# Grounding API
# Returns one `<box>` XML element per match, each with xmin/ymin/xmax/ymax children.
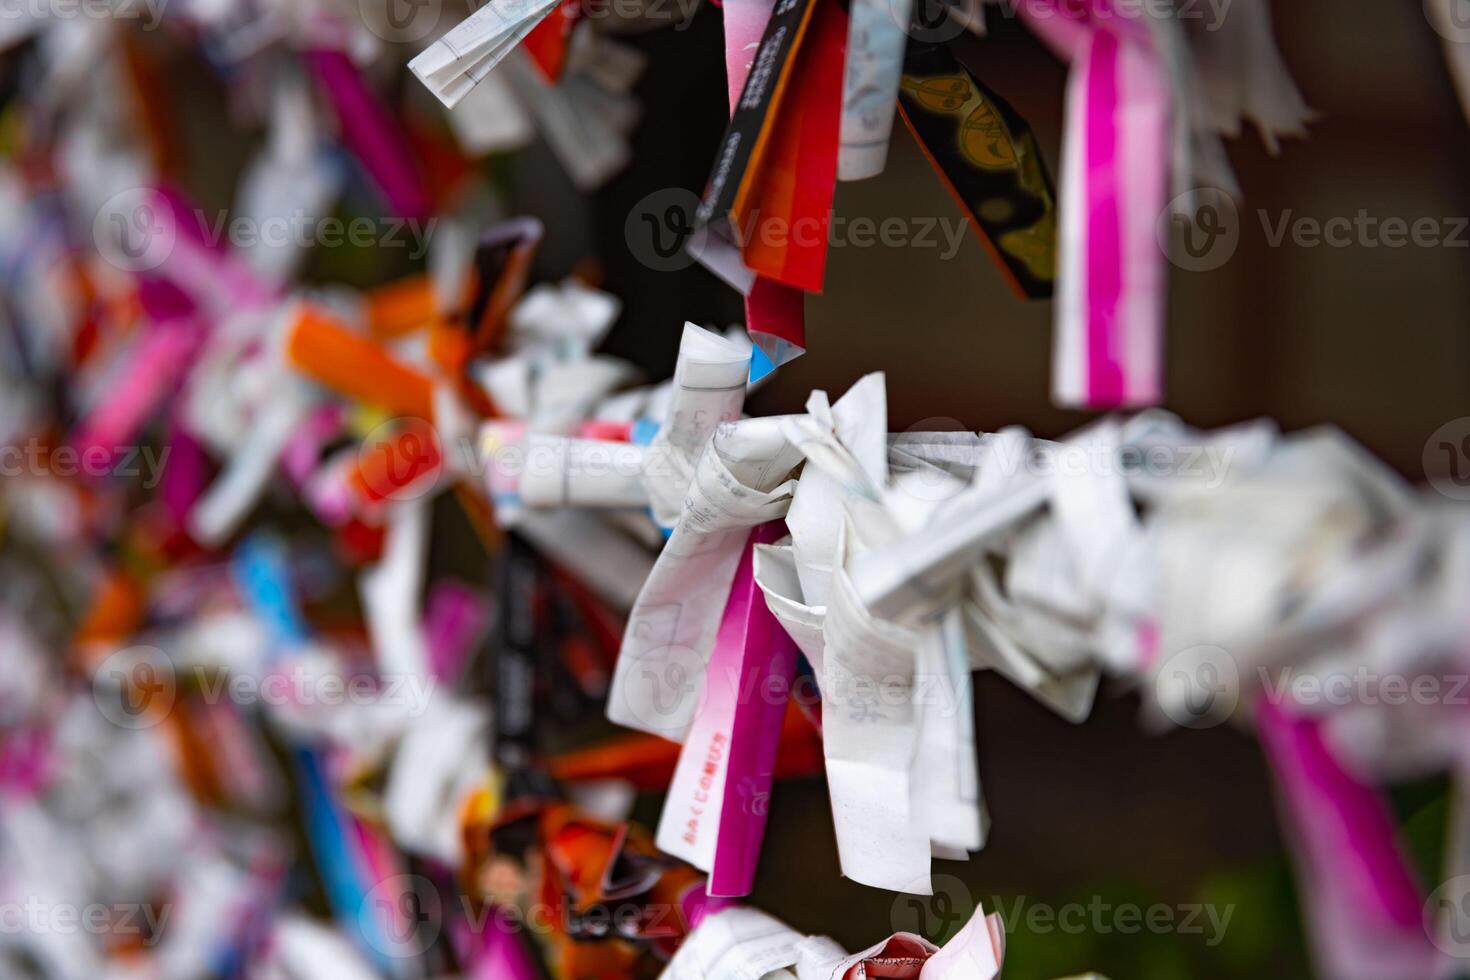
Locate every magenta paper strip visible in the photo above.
<box><xmin>72</xmin><ymin>319</ymin><xmax>202</xmax><ymax>465</ymax></box>
<box><xmin>153</xmin><ymin>187</ymin><xmax>278</xmax><ymax>310</ymax></box>
<box><xmin>1256</xmin><ymin>697</ymin><xmax>1440</xmax><ymax>978</ymax></box>
<box><xmin>281</xmin><ymin>404</ymin><xmax>346</xmax><ymax>487</ymax></box>
<box><xmin>656</xmin><ymin>520</ymin><xmax>799</xmax><ymax>898</ymax></box>
<box><xmin>423</xmin><ymin>580</ymin><xmax>492</xmax><ymax>684</ymax></box>
<box><xmin>451</xmin><ymin>907</ymin><xmax>539</xmax><ymax>980</ymax></box>
<box><xmin>1027</xmin><ymin>1</ymin><xmax>1169</xmax><ymax>408</ymax></box>
<box><xmin>306</xmin><ymin>49</ymin><xmax>430</xmax><ymax>221</ymax></box>
<box><xmin>159</xmin><ymin>423</ymin><xmax>210</xmax><ymax>522</ymax></box>
<box><xmin>680</xmin><ymin>881</ymin><xmax>740</xmax><ymax>930</ymax></box>
<box><xmin>709</xmin><ymin>521</ymin><xmax>799</xmax><ymax>896</ymax></box>
<box><xmin>1083</xmin><ymin>28</ymin><xmax>1124</xmax><ymax>405</ymax></box>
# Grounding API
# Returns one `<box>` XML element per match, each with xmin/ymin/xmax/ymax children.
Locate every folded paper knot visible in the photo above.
<box><xmin>662</xmin><ymin>903</ymin><xmax>1022</xmax><ymax>980</ymax></box>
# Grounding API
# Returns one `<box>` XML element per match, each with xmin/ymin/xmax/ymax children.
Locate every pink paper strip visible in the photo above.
<box><xmin>137</xmin><ymin>275</ymin><xmax>196</xmax><ymax>322</ymax></box>
<box><xmin>1256</xmin><ymin>697</ymin><xmax>1440</xmax><ymax>979</ymax></box>
<box><xmin>1084</xmin><ymin>28</ymin><xmax>1125</xmax><ymax>404</ymax></box>
<box><xmin>0</xmin><ymin>728</ymin><xmax>50</xmax><ymax>799</ymax></box>
<box><xmin>450</xmin><ymin>909</ymin><xmax>539</xmax><ymax>980</ymax></box>
<box><xmin>152</xmin><ymin>187</ymin><xmax>278</xmax><ymax>310</ymax></box>
<box><xmin>1029</xmin><ymin>1</ymin><xmax>1169</xmax><ymax>408</ymax></box>
<box><xmin>722</xmin><ymin>0</ymin><xmax>777</xmax><ymax>110</ymax></box>
<box><xmin>423</xmin><ymin>580</ymin><xmax>492</xmax><ymax>684</ymax></box>
<box><xmin>659</xmin><ymin>521</ymin><xmax>799</xmax><ymax>898</ymax></box>
<box><xmin>306</xmin><ymin>49</ymin><xmax>430</xmax><ymax>221</ymax></box>
<box><xmin>680</xmin><ymin>881</ymin><xmax>740</xmax><ymax>930</ymax></box>
<box><xmin>920</xmin><ymin>909</ymin><xmax>1005</xmax><ymax>979</ymax></box>
<box><xmin>281</xmin><ymin>404</ymin><xmax>346</xmax><ymax>487</ymax></box>
<box><xmin>158</xmin><ymin>423</ymin><xmax>211</xmax><ymax>523</ymax></box>
<box><xmin>72</xmin><ymin>319</ymin><xmax>202</xmax><ymax>465</ymax></box>
<box><xmin>710</xmin><ymin>522</ymin><xmax>800</xmax><ymax>895</ymax></box>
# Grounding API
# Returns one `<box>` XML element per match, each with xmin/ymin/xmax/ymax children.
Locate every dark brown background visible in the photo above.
<box><xmin>151</xmin><ymin>1</ymin><xmax>1470</xmax><ymax>974</ymax></box>
<box><xmin>555</xmin><ymin>2</ymin><xmax>1468</xmax><ymax>976</ymax></box>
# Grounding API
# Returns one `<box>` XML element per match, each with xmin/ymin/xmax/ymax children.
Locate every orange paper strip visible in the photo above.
<box><xmin>284</xmin><ymin>307</ymin><xmax>437</xmax><ymax>420</ymax></box>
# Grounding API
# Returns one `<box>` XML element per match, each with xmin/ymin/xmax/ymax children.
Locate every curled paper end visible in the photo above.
<box><xmin>746</xmin><ymin>277</ymin><xmax>806</xmax><ymax>381</ymax></box>
<box><xmin>749</xmin><ymin>335</ymin><xmax>806</xmax><ymax>382</ymax></box>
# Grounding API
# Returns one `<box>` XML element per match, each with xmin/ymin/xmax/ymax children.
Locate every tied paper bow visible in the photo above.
<box><xmin>661</xmin><ymin>902</ymin><xmax>1113</xmax><ymax>980</ymax></box>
